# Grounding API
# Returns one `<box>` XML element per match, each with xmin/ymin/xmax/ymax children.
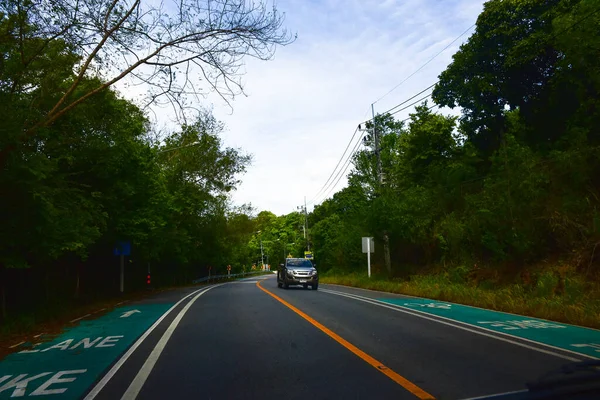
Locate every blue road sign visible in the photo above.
<box><xmin>113</xmin><ymin>241</ymin><xmax>131</xmax><ymax>256</ymax></box>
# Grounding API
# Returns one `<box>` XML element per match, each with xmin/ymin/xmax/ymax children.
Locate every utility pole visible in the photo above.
<box><xmin>372</xmin><ymin>104</ymin><xmax>382</xmax><ymax>182</ymax></box>
<box><xmin>371</xmin><ymin>104</ymin><xmax>392</xmax><ymax>275</ymax></box>
<box><xmin>305</xmin><ymin>196</ymin><xmax>310</xmax><ymax>251</ymax></box>
<box><xmin>297</xmin><ymin>199</ymin><xmax>310</xmax><ymax>251</ymax></box>
<box><xmin>257</xmin><ymin>230</ymin><xmax>265</xmax><ymax>270</ymax></box>
<box><xmin>260</xmin><ymin>237</ymin><xmax>264</xmax><ymax>270</ymax></box>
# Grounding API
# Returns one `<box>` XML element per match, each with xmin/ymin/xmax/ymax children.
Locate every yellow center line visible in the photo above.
<box><xmin>256</xmin><ymin>280</ymin><xmax>436</xmax><ymax>400</ymax></box>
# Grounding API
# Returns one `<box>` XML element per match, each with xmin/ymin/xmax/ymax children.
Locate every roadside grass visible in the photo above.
<box><xmin>320</xmin><ymin>270</ymin><xmax>600</xmax><ymax>329</ymax></box>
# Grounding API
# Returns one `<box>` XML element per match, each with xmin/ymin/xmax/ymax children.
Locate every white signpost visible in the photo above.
<box><xmin>361</xmin><ymin>237</ymin><xmax>374</xmax><ymax>278</ymax></box>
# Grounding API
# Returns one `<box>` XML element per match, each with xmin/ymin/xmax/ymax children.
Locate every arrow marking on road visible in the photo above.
<box><xmin>120</xmin><ymin>310</ymin><xmax>141</xmax><ymax>318</ymax></box>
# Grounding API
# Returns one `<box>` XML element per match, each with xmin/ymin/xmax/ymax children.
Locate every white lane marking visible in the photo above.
<box><xmin>320</xmin><ymin>289</ymin><xmax>586</xmax><ymax>362</ymax></box>
<box><xmin>323</xmin><ymin>283</ymin><xmax>421</xmax><ymax>299</ymax></box>
<box><xmin>33</xmin><ymin>333</ymin><xmax>44</xmax><ymax>338</ymax></box>
<box><xmin>120</xmin><ymin>285</ymin><xmax>222</xmax><ymax>400</ymax></box>
<box><xmin>323</xmin><ymin>283</ymin><xmax>600</xmax><ymax>333</ymax></box>
<box><xmin>120</xmin><ymin>310</ymin><xmax>141</xmax><ymax>318</ymax></box>
<box><xmin>8</xmin><ymin>341</ymin><xmax>25</xmax><ymax>349</ymax></box>
<box><xmin>459</xmin><ymin>389</ymin><xmax>529</xmax><ymax>400</ymax></box>
<box><xmin>70</xmin><ymin>314</ymin><xmax>91</xmax><ymax>323</ymax></box>
<box><xmin>83</xmin><ymin>284</ymin><xmax>223</xmax><ymax>400</ymax></box>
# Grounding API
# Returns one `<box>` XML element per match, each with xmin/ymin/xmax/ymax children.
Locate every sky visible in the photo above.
<box><xmin>125</xmin><ymin>0</ymin><xmax>487</xmax><ymax>216</ymax></box>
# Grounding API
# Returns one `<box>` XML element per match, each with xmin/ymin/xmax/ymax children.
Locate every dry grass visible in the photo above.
<box><xmin>321</xmin><ymin>270</ymin><xmax>600</xmax><ymax>329</ymax></box>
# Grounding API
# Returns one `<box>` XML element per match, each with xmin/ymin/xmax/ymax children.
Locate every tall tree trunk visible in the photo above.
<box><xmin>383</xmin><ymin>231</ymin><xmax>391</xmax><ymax>275</ymax></box>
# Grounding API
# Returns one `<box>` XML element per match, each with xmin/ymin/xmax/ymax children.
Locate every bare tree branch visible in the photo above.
<box><xmin>1</xmin><ymin>0</ymin><xmax>294</xmax><ymax>159</ymax></box>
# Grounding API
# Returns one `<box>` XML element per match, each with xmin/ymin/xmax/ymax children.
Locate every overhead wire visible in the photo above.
<box><xmin>389</xmin><ymin>93</ymin><xmax>433</xmax><ymax>117</ymax></box>
<box><xmin>307</xmin><ymin>125</ymin><xmax>360</xmax><ymax>203</ymax></box>
<box><xmin>310</xmin><ymin>129</ymin><xmax>366</xmax><ymax>205</ymax></box>
<box><xmin>306</xmin><ymin>23</ymin><xmax>477</xmax><ymax>208</ymax></box>
<box><xmin>309</xmin><ymin>129</ymin><xmax>365</xmax><ymax>205</ymax></box>
<box><xmin>380</xmin><ymin>82</ymin><xmax>436</xmax><ymax>115</ymax></box>
<box><xmin>372</xmin><ymin>23</ymin><xmax>475</xmax><ymax>105</ymax></box>
<box><xmin>313</xmin><ymin>103</ymin><xmax>441</xmax><ymax>205</ymax></box>
<box><xmin>307</xmin><ymin>4</ymin><xmax>600</xmax><ymax>209</ymax></box>
<box><xmin>307</xmin><ymin>106</ymin><xmax>372</xmax><ymax>205</ymax></box>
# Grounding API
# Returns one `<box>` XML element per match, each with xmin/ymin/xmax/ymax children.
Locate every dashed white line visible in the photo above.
<box><xmin>70</xmin><ymin>314</ymin><xmax>91</xmax><ymax>323</ymax></box>
<box><xmin>8</xmin><ymin>341</ymin><xmax>25</xmax><ymax>349</ymax></box>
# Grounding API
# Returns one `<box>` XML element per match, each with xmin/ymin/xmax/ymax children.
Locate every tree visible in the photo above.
<box><xmin>0</xmin><ymin>0</ymin><xmax>293</xmax><ymax>163</ymax></box>
<box><xmin>433</xmin><ymin>0</ymin><xmax>600</xmax><ymax>154</ymax></box>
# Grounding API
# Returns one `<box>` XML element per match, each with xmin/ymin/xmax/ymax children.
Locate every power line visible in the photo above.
<box><xmin>308</xmin><ymin>105</ymin><xmax>372</xmax><ymax>205</ymax></box>
<box><xmin>309</xmin><ymin>130</ymin><xmax>364</xmax><ymax>205</ymax></box>
<box><xmin>316</xmin><ymin>136</ymin><xmax>364</xmax><ymax>204</ymax></box>
<box><xmin>308</xmin><ymin>125</ymin><xmax>360</xmax><ymax>203</ymax></box>
<box><xmin>359</xmin><ymin>92</ymin><xmax>434</xmax><ymax>127</ymax></box>
<box><xmin>383</xmin><ymin>84</ymin><xmax>435</xmax><ymax>115</ymax></box>
<box><xmin>310</xmin><ymin>130</ymin><xmax>366</xmax><ymax>205</ymax></box>
<box><xmin>309</xmin><ymin>5</ymin><xmax>600</xmax><ymax>210</ymax></box>
<box><xmin>313</xmin><ymin>104</ymin><xmax>442</xmax><ymax>207</ymax></box>
<box><xmin>307</xmin><ymin>24</ymin><xmax>476</xmax><ymax>208</ymax></box>
<box><xmin>546</xmin><ymin>4</ymin><xmax>600</xmax><ymax>42</ymax></box>
<box><xmin>372</xmin><ymin>23</ymin><xmax>475</xmax><ymax>105</ymax></box>
<box><xmin>397</xmin><ymin>103</ymin><xmax>439</xmax><ymax>123</ymax></box>
<box><xmin>389</xmin><ymin>93</ymin><xmax>433</xmax><ymax>117</ymax></box>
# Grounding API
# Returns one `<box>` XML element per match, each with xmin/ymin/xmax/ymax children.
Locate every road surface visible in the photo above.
<box><xmin>2</xmin><ymin>275</ymin><xmax>598</xmax><ymax>399</ymax></box>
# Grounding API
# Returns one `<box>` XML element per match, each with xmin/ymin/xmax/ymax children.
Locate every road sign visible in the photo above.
<box><xmin>362</xmin><ymin>237</ymin><xmax>374</xmax><ymax>278</ymax></box>
<box><xmin>113</xmin><ymin>241</ymin><xmax>131</xmax><ymax>293</ymax></box>
<box><xmin>304</xmin><ymin>251</ymin><xmax>313</xmax><ymax>260</ymax></box>
<box><xmin>361</xmin><ymin>237</ymin><xmax>374</xmax><ymax>253</ymax></box>
<box><xmin>227</xmin><ymin>265</ymin><xmax>231</xmax><ymax>271</ymax></box>
<box><xmin>113</xmin><ymin>241</ymin><xmax>131</xmax><ymax>256</ymax></box>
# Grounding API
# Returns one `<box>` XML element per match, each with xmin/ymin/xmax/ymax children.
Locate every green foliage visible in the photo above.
<box><xmin>0</xmin><ymin>10</ymin><xmax>255</xmax><ymax>321</ymax></box>
<box><xmin>309</xmin><ymin>0</ymin><xmax>600</xmax><ymax>279</ymax></box>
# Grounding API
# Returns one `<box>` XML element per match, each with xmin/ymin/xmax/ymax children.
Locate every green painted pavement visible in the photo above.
<box><xmin>0</xmin><ymin>303</ymin><xmax>173</xmax><ymax>399</ymax></box>
<box><xmin>379</xmin><ymin>298</ymin><xmax>600</xmax><ymax>359</ymax></box>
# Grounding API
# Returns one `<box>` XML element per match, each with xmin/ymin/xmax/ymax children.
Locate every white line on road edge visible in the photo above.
<box><xmin>8</xmin><ymin>341</ymin><xmax>25</xmax><ymax>349</ymax></box>
<box><xmin>323</xmin><ymin>283</ymin><xmax>600</xmax><ymax>333</ymax></box>
<box><xmin>458</xmin><ymin>389</ymin><xmax>529</xmax><ymax>400</ymax></box>
<box><xmin>83</xmin><ymin>284</ymin><xmax>223</xmax><ymax>400</ymax></box>
<box><xmin>120</xmin><ymin>284</ymin><xmax>223</xmax><ymax>400</ymax></box>
<box><xmin>323</xmin><ymin>283</ymin><xmax>422</xmax><ymax>299</ymax></box>
<box><xmin>320</xmin><ymin>288</ymin><xmax>589</xmax><ymax>362</ymax></box>
<box><xmin>70</xmin><ymin>313</ymin><xmax>92</xmax><ymax>323</ymax></box>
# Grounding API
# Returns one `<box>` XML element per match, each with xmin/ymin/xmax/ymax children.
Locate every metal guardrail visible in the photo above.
<box><xmin>192</xmin><ymin>270</ymin><xmax>267</xmax><ymax>284</ymax></box>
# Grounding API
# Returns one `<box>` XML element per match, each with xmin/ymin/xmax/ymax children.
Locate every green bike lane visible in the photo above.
<box><xmin>0</xmin><ymin>301</ymin><xmax>175</xmax><ymax>399</ymax></box>
<box><xmin>378</xmin><ymin>297</ymin><xmax>600</xmax><ymax>360</ymax></box>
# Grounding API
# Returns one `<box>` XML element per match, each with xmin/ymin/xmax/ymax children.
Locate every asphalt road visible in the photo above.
<box><xmin>83</xmin><ymin>275</ymin><xmax>591</xmax><ymax>400</ymax></box>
